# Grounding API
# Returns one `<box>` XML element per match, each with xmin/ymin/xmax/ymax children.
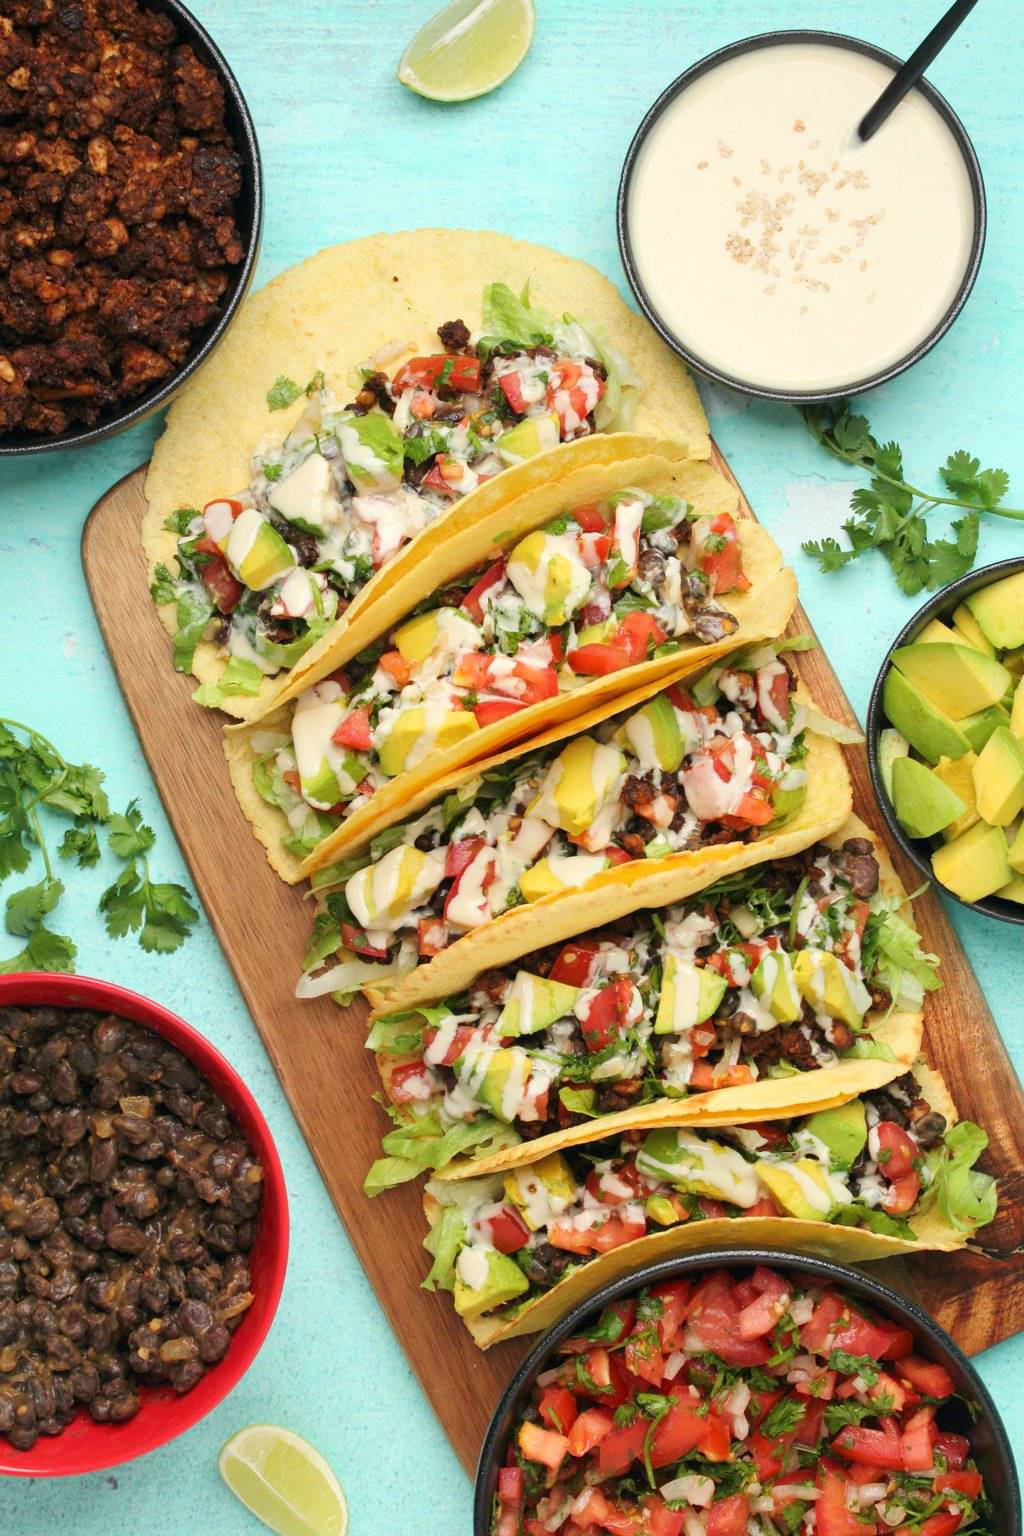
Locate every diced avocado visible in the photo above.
<box><xmin>533</xmin><ymin>738</ymin><xmax>626</xmax><ymax>838</ymax></box>
<box><xmin>519</xmin><ymin>859</ymin><xmax>564</xmax><ymax>902</ymax></box>
<box><xmin>645</xmin><ymin>1195</ymin><xmax>681</xmax><ymax>1227</ymax></box>
<box><xmin>394</xmin><ymin>610</ymin><xmax>441</xmax><ymax>663</ymax></box>
<box><xmin>959</xmin><ymin>704</ymin><xmax>1009</xmax><ymax>754</ymax></box>
<box><xmin>498</xmin><ymin>972</ymin><xmax>580</xmax><ymax>1038</ymax></box>
<box><xmin>918</xmin><ymin>617</ymin><xmax>959</xmax><ymax>646</ymax></box>
<box><xmin>935</xmin><ymin>752</ymin><xmax>979</xmax><ymax>841</ymax></box>
<box><xmin>1011</xmin><ymin>678</ymin><xmax>1024</xmax><ymax>741</ymax></box>
<box><xmin>931</xmin><ymin>821</ymin><xmax>1011</xmax><ymax>903</ymax></box>
<box><xmin>793</xmin><ymin>949</ymin><xmax>867</xmax><ymax>1029</ymax></box>
<box><xmin>891</xmin><ymin>642</ymin><xmax>1012</xmax><ymax>719</ymax></box>
<box><xmin>973</xmin><ymin>727</ymin><xmax>1024</xmax><ymax>826</ymax></box>
<box><xmin>453</xmin><ymin>1249</ymin><xmax>529</xmax><ymax>1319</ymax></box>
<box><xmin>637</xmin><ymin>1128</ymin><xmax>760</xmax><ymax>1206</ymax></box>
<box><xmin>458</xmin><ymin>1045</ymin><xmax>524</xmax><ymax>1120</ymax></box>
<box><xmin>504</xmin><ymin>1153</ymin><xmax>576</xmax><ymax>1230</ymax></box>
<box><xmin>802</xmin><ymin>1101</ymin><xmax>867</xmax><ymax>1173</ymax></box>
<box><xmin>755</xmin><ymin>1160</ymin><xmax>833</xmax><ymax>1222</ymax></box>
<box><xmin>574</xmin><ymin>618</ymin><xmax>618</xmax><ymax>648</ymax></box>
<box><xmin>267</xmin><ymin>451</ymin><xmax>337</xmax><ymax>534</ymax></box>
<box><xmin>878</xmin><ymin>727</ymin><xmax>910</xmax><ymax>799</ymax></box>
<box><xmin>654</xmin><ymin>955</ymin><xmax>727</xmax><ymax>1034</ymax></box>
<box><xmin>1007</xmin><ymin>821</ymin><xmax>1024</xmax><ymax>875</ymax></box>
<box><xmin>624</xmin><ymin>695</ymin><xmax>685</xmax><ymax>773</ymax></box>
<box><xmin>237</xmin><ymin>520</ymin><xmax>295</xmax><ymax>590</ymax></box>
<box><xmin>965</xmin><ymin>571</ymin><xmax>1024</xmax><ymax>651</ymax></box>
<box><xmin>768</xmin><ymin>782</ymin><xmax>807</xmax><ymax>829</ymax></box>
<box><xmin>750</xmin><ymin>950</ymin><xmax>802</xmax><ymax>1023</ymax></box>
<box><xmin>890</xmin><ymin>756</ymin><xmax>965</xmax><ymax>839</ymax></box>
<box><xmin>996</xmin><ymin>874</ymin><xmax>1024</xmax><ymax>904</ymax></box>
<box><xmin>300</xmin><ymin>757</ymin><xmax>348</xmax><ymax>808</ymax></box>
<box><xmin>952</xmin><ymin>603</ymin><xmax>996</xmax><ymax>657</ymax></box>
<box><xmin>376</xmin><ymin>706</ymin><xmax>477</xmax><ymax>778</ymax></box>
<box><xmin>336</xmin><ymin>412</ymin><xmax>405</xmax><ymax>490</ymax></box>
<box><xmin>882</xmin><ymin>668</ymin><xmax>970</xmax><ymax>765</ymax></box>
<box><xmin>496</xmin><ymin>411</ymin><xmax>561</xmax><ymax>466</ymax></box>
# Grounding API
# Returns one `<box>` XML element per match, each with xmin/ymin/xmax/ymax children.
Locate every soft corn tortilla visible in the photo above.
<box><xmin>427</xmin><ymin>1061</ymin><xmax>963</xmax><ymax>1349</ymax></box>
<box><xmin>344</xmin><ymin>687</ymin><xmax>854</xmax><ymax>1014</ymax></box>
<box><xmin>144</xmin><ymin>229</ymin><xmax>711</xmax><ymax>717</ymax></box>
<box><xmin>224</xmin><ymin>453</ymin><xmax>797</xmax><ymax>882</ymax></box>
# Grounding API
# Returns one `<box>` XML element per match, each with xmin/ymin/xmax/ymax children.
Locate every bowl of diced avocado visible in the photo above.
<box><xmin>867</xmin><ymin>557</ymin><xmax>1024</xmax><ymax>924</ymax></box>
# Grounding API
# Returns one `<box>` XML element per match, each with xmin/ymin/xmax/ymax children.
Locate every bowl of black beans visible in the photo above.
<box><xmin>0</xmin><ymin>972</ymin><xmax>288</xmax><ymax>1476</ymax></box>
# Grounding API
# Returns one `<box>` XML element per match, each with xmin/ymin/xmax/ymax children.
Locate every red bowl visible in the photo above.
<box><xmin>0</xmin><ymin>973</ymin><xmax>289</xmax><ymax>1477</ymax></box>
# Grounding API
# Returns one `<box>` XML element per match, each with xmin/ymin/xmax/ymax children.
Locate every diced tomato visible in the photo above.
<box><xmin>875</xmin><ymin>1121</ymin><xmax>920</xmax><ymax>1180</ymax></box>
<box><xmin>688</xmin><ymin>1062</ymin><xmax>715</xmax><ymax>1091</ymax></box>
<box><xmin>597</xmin><ymin>1417</ymin><xmax>647</xmax><ymax>1477</ymax></box>
<box><xmin>750</xmin><ymin>1395</ymin><xmax>826</xmax><ymax>1481</ymax></box>
<box><xmin>518</xmin><ymin>1419</ymin><xmax>568</xmax><ymax>1472</ymax></box>
<box><xmin>883</xmin><ymin>1169</ymin><xmax>922</xmax><ymax>1215</ymax></box>
<box><xmin>444</xmin><ymin>837</ymin><xmax>486</xmax><ymax>881</ymax></box>
<box><xmin>444</xmin><ymin>845</ymin><xmax>496</xmax><ymax>921</ymax></box>
<box><xmin>547</xmin><ymin>359</ymin><xmax>605</xmax><ymax>437</ymax></box>
<box><xmin>483</xmin><ymin>1204</ymin><xmax>531</xmax><ymax>1254</ymax></box>
<box><xmin>567</xmin><ymin>1406</ymin><xmax>613</xmax><ymax>1457</ymax></box>
<box><xmin>568</xmin><ymin>642</ymin><xmax>632</xmax><ymax>676</ymax></box>
<box><xmin>868</xmin><ymin>1371</ymin><xmax>912</xmax><ymax>1413</ymax></box>
<box><xmin>816</xmin><ymin>1469</ymin><xmax>873</xmax><ymax>1536</ymax></box>
<box><xmin>573</xmin><ymin>505</ymin><xmax>608</xmax><ymax>534</ymax></box>
<box><xmin>589</xmin><ymin>1214</ymin><xmax>647</xmax><ymax>1253</ymax></box>
<box><xmin>497</xmin><ymin>371</ymin><xmax>528</xmax><ymax>414</ymax></box>
<box><xmin>757</xmin><ymin>664</ymin><xmax>791</xmax><ymax>729</ymax></box>
<box><xmin>331</xmin><ymin>705</ymin><xmax>373</xmax><ymax>751</ymax></box>
<box><xmin>705</xmin><ymin>1495</ymin><xmax>751</xmax><ymax>1536</ymax></box>
<box><xmin>933</xmin><ymin>1433</ymin><xmax>970</xmax><ymax>1470</ymax></box>
<box><xmin>900</xmin><ymin>1406</ymin><xmax>937</xmax><ymax>1471</ymax></box>
<box><xmin>613</xmin><ymin>612</ymin><xmax>667</xmax><ymax>664</ymax></box>
<box><xmin>722</xmin><ymin>791</ymin><xmax>776</xmax><ymax>828</ymax></box>
<box><xmin>879</xmin><ymin>1326</ymin><xmax>915</xmax><ymax>1361</ymax></box>
<box><xmin>494</xmin><ymin>1466</ymin><xmax>523</xmax><ymax>1536</ymax></box>
<box><xmin>340</xmin><ymin>923</ymin><xmax>387</xmax><ymax>959</ymax></box>
<box><xmin>650</xmin><ymin>1279</ymin><xmax>694</xmax><ymax>1351</ymax></box>
<box><xmin>378</xmin><ymin>650</ymin><xmax>411</xmax><ymax>686</ymax></box>
<box><xmin>737</xmin><ymin>1267</ymin><xmax>792</xmax><ymax>1339</ymax></box>
<box><xmin>624</xmin><ymin>1332</ymin><xmax>665</xmax><ymax>1388</ymax></box>
<box><xmin>801</xmin><ymin>1293</ymin><xmax>895</xmax><ymax>1361</ymax></box>
<box><xmin>640</xmin><ymin>1396</ymin><xmax>703</xmax><ymax>1465</ymax></box>
<box><xmin>410</xmin><ymin>392</ymin><xmax>435</xmax><ymax>420</ymax></box>
<box><xmin>456</xmin><ymin>651</ymin><xmax>559</xmax><ymax>704</ymax></box>
<box><xmin>795</xmin><ymin>1368</ymin><xmax>837</xmax><ymax>1401</ymax></box>
<box><xmin>602</xmin><ymin>844</ymin><xmax>633</xmax><ymax>866</ymax></box>
<box><xmin>196</xmin><ymin>547</ymin><xmax>243</xmax><ymax>613</ymax></box>
<box><xmin>462</xmin><ymin>559</ymin><xmax>507</xmax><ymax>622</ymax></box>
<box><xmin>699</xmin><ymin>1410</ymin><xmax>733</xmax><ymax>1462</ymax></box>
<box><xmin>387</xmin><ymin>1061</ymin><xmax>435</xmax><ymax>1104</ymax></box>
<box><xmin>685</xmin><ymin>1273</ymin><xmax>772</xmax><ymax>1366</ymax></box>
<box><xmin>421</xmin><ymin>462</ymin><xmax>459</xmax><ymax>496</ymax></box>
<box><xmin>474</xmin><ymin>698</ymin><xmax>528</xmax><ymax>727</ymax></box>
<box><xmin>934</xmin><ymin>1471</ymin><xmax>982</xmax><ymax>1498</ymax></box>
<box><xmin>586</xmin><ymin>1162</ymin><xmax>642</xmax><ymax>1206</ymax></box>
<box><xmin>563</xmin><ymin>1302</ymin><xmax>636</xmax><ymax>1356</ymax></box>
<box><xmin>831</xmin><ymin>1418</ymin><xmax>903</xmax><ymax>1470</ymax></box>
<box><xmin>549</xmin><ymin>937</ymin><xmax>602</xmax><ymax>987</ymax></box>
<box><xmin>895</xmin><ymin>1356</ymin><xmax>956</xmax><ymax>1400</ymax></box>
<box><xmin>744</xmin><ymin>1195</ymin><xmax>784</xmax><ymax>1217</ymax></box>
<box><xmin>579</xmin><ymin>977</ymin><xmax>633</xmax><ymax>1052</ymax></box>
<box><xmin>421</xmin><ymin>1022</ymin><xmax>477</xmax><ymax>1066</ymax></box>
<box><xmin>573</xmin><ymin>1487</ymin><xmax>644</xmax><ymax>1536</ymax></box>
<box><xmin>640</xmin><ymin>1497</ymin><xmax>683</xmax><ymax>1536</ymax></box>
<box><xmin>905</xmin><ymin>1516</ymin><xmax>964</xmax><ymax>1536</ymax></box>
<box><xmin>578</xmin><ymin>531</ymin><xmax>613</xmax><ymax>570</ymax></box>
<box><xmin>393</xmin><ymin>353</ymin><xmax>483</xmax><ymax>393</ymax></box>
<box><xmin>417</xmin><ymin>917</ymin><xmax>448</xmax><ymax>957</ymax></box>
<box><xmin>539</xmin><ymin>1386</ymin><xmax>578</xmax><ymax>1436</ymax></box>
<box><xmin>697</xmin><ymin>512</ymin><xmax>750</xmax><ymax>595</ymax></box>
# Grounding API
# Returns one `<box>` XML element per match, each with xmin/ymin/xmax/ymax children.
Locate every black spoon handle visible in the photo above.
<box><xmin>857</xmin><ymin>0</ymin><xmax>980</xmax><ymax>143</ymax></box>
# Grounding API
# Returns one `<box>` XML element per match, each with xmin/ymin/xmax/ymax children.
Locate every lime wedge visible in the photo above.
<box><xmin>218</xmin><ymin>1426</ymin><xmax>348</xmax><ymax>1536</ymax></box>
<box><xmin>398</xmin><ymin>0</ymin><xmax>535</xmax><ymax>103</ymax></box>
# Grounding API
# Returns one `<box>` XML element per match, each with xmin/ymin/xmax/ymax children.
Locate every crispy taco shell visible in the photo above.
<box><xmin>426</xmin><ymin>1061</ymin><xmax>964</xmax><ymax>1349</ymax></box>
<box><xmin>144</xmin><ymin>230</ymin><xmax>711</xmax><ymax>718</ymax></box>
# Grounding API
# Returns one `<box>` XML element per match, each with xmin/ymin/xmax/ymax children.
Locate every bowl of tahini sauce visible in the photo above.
<box><xmin>618</xmin><ymin>32</ymin><xmax>985</xmax><ymax>401</ymax></box>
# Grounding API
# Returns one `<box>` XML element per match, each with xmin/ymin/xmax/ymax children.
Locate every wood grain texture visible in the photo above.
<box><xmin>82</xmin><ymin>456</ymin><xmax>1024</xmax><ymax>1477</ymax></box>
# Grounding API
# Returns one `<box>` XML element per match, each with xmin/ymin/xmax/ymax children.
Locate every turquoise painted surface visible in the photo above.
<box><xmin>0</xmin><ymin>1</ymin><xmax>1021</xmax><ymax>1530</ymax></box>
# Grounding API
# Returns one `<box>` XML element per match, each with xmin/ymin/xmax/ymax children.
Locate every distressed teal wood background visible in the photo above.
<box><xmin>0</xmin><ymin>2</ymin><xmax>1021</xmax><ymax>1531</ymax></box>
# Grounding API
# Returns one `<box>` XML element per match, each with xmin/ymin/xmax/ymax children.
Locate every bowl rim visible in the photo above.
<box><xmin>0</xmin><ymin>971</ymin><xmax>289</xmax><ymax>1477</ymax></box>
<box><xmin>0</xmin><ymin>0</ymin><xmax>263</xmax><ymax>457</ymax></box>
<box><xmin>473</xmin><ymin>1246</ymin><xmax>1022</xmax><ymax>1536</ymax></box>
<box><xmin>616</xmin><ymin>28</ymin><xmax>987</xmax><ymax>405</ymax></box>
<box><xmin>866</xmin><ymin>555</ymin><xmax>1024</xmax><ymax>927</ymax></box>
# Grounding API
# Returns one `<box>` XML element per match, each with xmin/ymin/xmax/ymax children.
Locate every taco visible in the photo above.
<box><xmin>359</xmin><ymin>819</ymin><xmax>937</xmax><ymax>1196</ymax></box>
<box><xmin>144</xmin><ymin>231</ymin><xmax>711</xmax><ymax>717</ymax></box>
<box><xmin>226</xmin><ymin>454</ymin><xmax>797</xmax><ymax>881</ymax></box>
<box><xmin>418</xmin><ymin>1065</ymin><xmax>995</xmax><ymax>1347</ymax></box>
<box><xmin>293</xmin><ymin>642</ymin><xmax>856</xmax><ymax>1005</ymax></box>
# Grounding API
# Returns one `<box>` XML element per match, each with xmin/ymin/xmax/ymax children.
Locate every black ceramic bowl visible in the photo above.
<box><xmin>474</xmin><ymin>1248</ymin><xmax>1021</xmax><ymax>1536</ymax></box>
<box><xmin>866</xmin><ymin>557</ymin><xmax>1024</xmax><ymax>927</ymax></box>
<box><xmin>0</xmin><ymin>0</ymin><xmax>262</xmax><ymax>457</ymax></box>
<box><xmin>617</xmin><ymin>30</ymin><xmax>987</xmax><ymax>404</ymax></box>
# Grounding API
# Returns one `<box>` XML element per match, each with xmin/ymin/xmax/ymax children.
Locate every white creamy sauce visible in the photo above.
<box><xmin>627</xmin><ymin>42</ymin><xmax>975</xmax><ymax>390</ymax></box>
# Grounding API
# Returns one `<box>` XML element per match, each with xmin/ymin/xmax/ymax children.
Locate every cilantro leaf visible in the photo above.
<box><xmin>6</xmin><ymin>877</ymin><xmax>64</xmax><ymax>937</ymax></box>
<box><xmin>107</xmin><ymin>801</ymin><xmax>156</xmax><ymax>859</ymax></box>
<box><xmin>149</xmin><ymin>562</ymin><xmax>178</xmax><ymax>605</ymax></box>
<box><xmin>267</xmin><ymin>375</ymin><xmax>301</xmax><ymax>411</ymax></box>
<box><xmin>42</xmin><ymin>761</ymin><xmax>109</xmax><ymax>821</ymax></box>
<box><xmin>0</xmin><ymin>925</ymin><xmax>76</xmax><ymax>975</ymax></box>
<box><xmin>163</xmin><ymin>507</ymin><xmax>200</xmax><ymax>535</ymax></box>
<box><xmin>59</xmin><ymin>822</ymin><xmax>101</xmax><ymax>868</ymax></box>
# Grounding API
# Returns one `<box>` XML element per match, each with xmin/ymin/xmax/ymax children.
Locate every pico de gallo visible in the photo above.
<box><xmin>246</xmin><ymin>485</ymin><xmax>748</xmax><ymax>839</ymax></box>
<box><xmin>359</xmin><ymin>837</ymin><xmax>942</xmax><ymax>1194</ymax></box>
<box><xmin>293</xmin><ymin>644</ymin><xmax>816</xmax><ymax>988</ymax></box>
<box><xmin>422</xmin><ymin>1088</ymin><xmax>993</xmax><ymax>1327</ymax></box>
<box><xmin>492</xmin><ymin>1265</ymin><xmax>995</xmax><ymax>1536</ymax></box>
<box><xmin>150</xmin><ymin>283</ymin><xmax>641</xmax><ymax>698</ymax></box>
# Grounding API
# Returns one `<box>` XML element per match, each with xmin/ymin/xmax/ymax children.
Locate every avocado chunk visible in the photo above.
<box><xmin>456</xmin><ymin>1044</ymin><xmax>534</xmax><ymax>1121</ymax></box>
<box><xmin>336</xmin><ymin>412</ymin><xmax>405</xmax><ymax>490</ymax></box>
<box><xmin>801</xmin><ymin>1101</ymin><xmax>867</xmax><ymax>1172</ymax></box>
<box><xmin>654</xmin><ymin>955</ymin><xmax>727</xmax><ymax>1034</ymax></box>
<box><xmin>890</xmin><ymin>756</ymin><xmax>966</xmax><ymax>839</ymax></box>
<box><xmin>453</xmin><ymin>1248</ymin><xmax>529</xmax><ymax>1319</ymax></box>
<box><xmin>376</xmin><ymin>705</ymin><xmax>477</xmax><ymax>777</ymax></box>
<box><xmin>793</xmin><ymin>949</ymin><xmax>868</xmax><ymax>1029</ymax></box>
<box><xmin>973</xmin><ymin>727</ymin><xmax>1024</xmax><ymax>826</ymax></box>
<box><xmin>959</xmin><ymin>704</ymin><xmax>1009</xmax><ymax>754</ymax></box>
<box><xmin>231</xmin><ymin>516</ymin><xmax>295</xmax><ymax>591</ymax></box>
<box><xmin>531</xmin><ymin>738</ymin><xmax>626</xmax><ymax>837</ymax></box>
<box><xmin>504</xmin><ymin>1153</ymin><xmax>576</xmax><ymax>1229</ymax></box>
<box><xmin>498</xmin><ymin>972</ymin><xmax>580</xmax><ymax>1038</ymax></box>
<box><xmin>878</xmin><ymin>727</ymin><xmax>910</xmax><ymax>799</ymax></box>
<box><xmin>645</xmin><ymin>1194</ymin><xmax>682</xmax><ymax>1226</ymax></box>
<box><xmin>918</xmin><ymin>617</ymin><xmax>959</xmax><ymax>646</ymax></box>
<box><xmin>624</xmin><ymin>695</ymin><xmax>685</xmax><ymax>773</ymax></box>
<box><xmin>394</xmin><ymin>610</ymin><xmax>442</xmax><ymax>664</ymax></box>
<box><xmin>518</xmin><ymin>854</ymin><xmax>607</xmax><ymax>902</ymax></box>
<box><xmin>496</xmin><ymin>411</ymin><xmax>561</xmax><ymax>466</ymax></box>
<box><xmin>935</xmin><ymin>752</ymin><xmax>979</xmax><ymax>841</ymax></box>
<box><xmin>882</xmin><ymin>668</ymin><xmax>970</xmax><ymax>765</ymax></box>
<box><xmin>574</xmin><ymin>618</ymin><xmax>618</xmax><ymax>648</ymax></box>
<box><xmin>1008</xmin><ymin>821</ymin><xmax>1024</xmax><ymax>875</ymax></box>
<box><xmin>952</xmin><ymin>603</ymin><xmax>996</xmax><ymax>657</ymax></box>
<box><xmin>931</xmin><ymin>821</ymin><xmax>1011</xmax><ymax>903</ymax></box>
<box><xmin>891</xmin><ymin>642</ymin><xmax>1012</xmax><ymax>719</ymax></box>
<box><xmin>636</xmin><ymin>1128</ymin><xmax>760</xmax><ymax>1206</ymax></box>
<box><xmin>996</xmin><ymin>873</ymin><xmax>1024</xmax><ymax>904</ymax></box>
<box><xmin>965</xmin><ymin>571</ymin><xmax>1024</xmax><ymax>651</ymax></box>
<box><xmin>755</xmin><ymin>1160</ymin><xmax>836</xmax><ymax>1222</ymax></box>
<box><xmin>768</xmin><ymin>782</ymin><xmax>807</xmax><ymax>829</ymax></box>
<box><xmin>1011</xmin><ymin>678</ymin><xmax>1024</xmax><ymax>741</ymax></box>
<box><xmin>750</xmin><ymin>950</ymin><xmax>802</xmax><ymax>1023</ymax></box>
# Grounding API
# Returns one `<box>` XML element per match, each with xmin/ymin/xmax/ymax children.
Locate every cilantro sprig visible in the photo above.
<box><xmin>801</xmin><ymin>402</ymin><xmax>1024</xmax><ymax>595</ymax></box>
<box><xmin>0</xmin><ymin>720</ymin><xmax>198</xmax><ymax>970</ymax></box>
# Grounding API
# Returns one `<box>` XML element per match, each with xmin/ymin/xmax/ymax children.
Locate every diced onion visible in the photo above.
<box><xmin>295</xmin><ymin>955</ymin><xmax>407</xmax><ymax>999</ymax></box>
<box><xmin>663</xmin><ymin>1349</ymin><xmax>687</xmax><ymax>1381</ymax></box>
<box><xmin>660</xmin><ymin>1475</ymin><xmax>714</xmax><ymax>1507</ymax></box>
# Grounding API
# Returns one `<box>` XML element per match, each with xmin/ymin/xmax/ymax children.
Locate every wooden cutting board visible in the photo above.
<box><xmin>82</xmin><ymin>453</ymin><xmax>1024</xmax><ymax>1478</ymax></box>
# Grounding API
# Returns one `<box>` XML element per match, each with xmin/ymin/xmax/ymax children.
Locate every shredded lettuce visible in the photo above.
<box><xmin>192</xmin><ymin>656</ymin><xmax>265</xmax><ymax>709</ymax></box>
<box><xmin>480</xmin><ymin>281</ymin><xmax>555</xmax><ymax>350</ymax></box>
<box><xmin>874</xmin><ymin>908</ymin><xmax>942</xmax><ymax>1010</ymax></box>
<box><xmin>365</xmin><ymin>1009</ymin><xmax>438</xmax><ymax>1055</ymax></box>
<box><xmin>362</xmin><ymin>1110</ymin><xmax>518</xmax><ymax>1196</ymax></box>
<box><xmin>831</xmin><ymin>1203</ymin><xmax>915</xmax><ymax>1240</ymax></box>
<box><xmin>172</xmin><ymin>589</ymin><xmax>214</xmax><ymax>673</ymax></box>
<box><xmin>929</xmin><ymin>1122</ymin><xmax>997</xmax><ymax>1233</ymax></box>
<box><xmin>559</xmin><ymin>1086</ymin><xmax>599</xmax><ymax>1117</ymax></box>
<box><xmin>846</xmin><ymin>1037</ymin><xmax>897</xmax><ymax>1063</ymax></box>
<box><xmin>421</xmin><ymin>1206</ymin><xmax>466</xmax><ymax>1293</ymax></box>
